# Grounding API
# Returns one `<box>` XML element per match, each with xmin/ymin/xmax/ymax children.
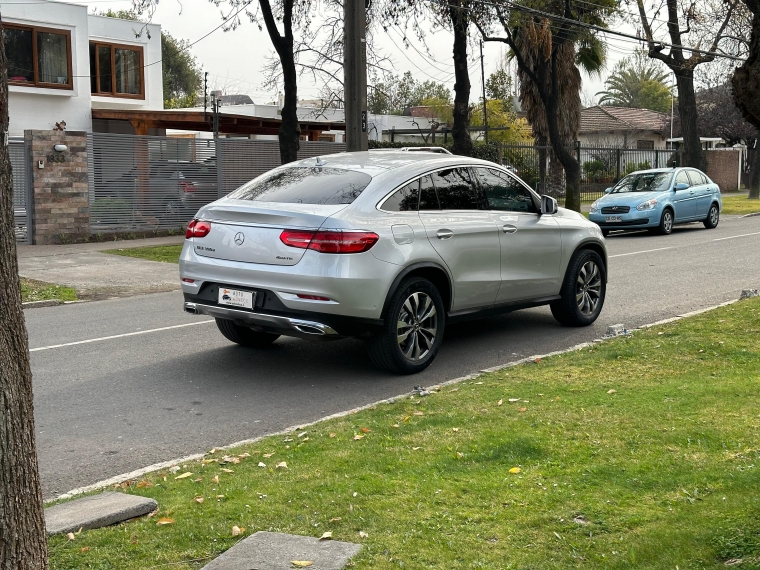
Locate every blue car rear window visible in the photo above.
<box><xmin>228</xmin><ymin>167</ymin><xmax>372</xmax><ymax>205</ymax></box>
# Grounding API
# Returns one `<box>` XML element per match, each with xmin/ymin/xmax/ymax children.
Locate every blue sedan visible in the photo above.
<box><xmin>588</xmin><ymin>167</ymin><xmax>722</xmax><ymax>236</ymax></box>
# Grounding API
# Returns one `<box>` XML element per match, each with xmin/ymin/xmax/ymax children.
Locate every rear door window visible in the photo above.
<box><xmin>382</xmin><ymin>179</ymin><xmax>419</xmax><ymax>211</ymax></box>
<box><xmin>229</xmin><ymin>167</ymin><xmax>372</xmax><ymax>205</ymax></box>
<box><xmin>676</xmin><ymin>170</ymin><xmax>691</xmax><ymax>187</ymax></box>
<box><xmin>688</xmin><ymin>170</ymin><xmax>707</xmax><ymax>186</ymax></box>
<box><xmin>419</xmin><ymin>174</ymin><xmax>439</xmax><ymax>210</ymax></box>
<box><xmin>431</xmin><ymin>167</ymin><xmax>481</xmax><ymax>210</ymax></box>
<box><xmin>474</xmin><ymin>167</ymin><xmax>537</xmax><ymax>213</ymax></box>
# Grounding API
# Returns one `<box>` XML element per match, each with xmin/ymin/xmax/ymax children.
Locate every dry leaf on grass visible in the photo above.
<box><xmin>263</xmin><ymin>453</ymin><xmax>275</xmax><ymax>458</ymax></box>
<box><xmin>359</xmin><ymin>531</ymin><xmax>368</xmax><ymax>538</ymax></box>
<box><xmin>212</xmin><ymin>475</ymin><xmax>220</xmax><ymax>483</ymax></box>
<box><xmin>79</xmin><ymin>547</ymin><xmax>90</xmax><ymax>553</ymax></box>
<box><xmin>221</xmin><ymin>468</ymin><xmax>234</xmax><ymax>473</ymax></box>
<box><xmin>360</xmin><ymin>427</ymin><xmax>371</xmax><ymax>433</ymax></box>
<box><xmin>329</xmin><ymin>433</ymin><xmax>337</xmax><ymax>438</ymax></box>
<box><xmin>353</xmin><ymin>434</ymin><xmax>364</xmax><ymax>440</ymax></box>
<box><xmin>258</xmin><ymin>462</ymin><xmax>266</xmax><ymax>468</ymax></box>
<box><xmin>508</xmin><ymin>398</ymin><xmax>520</xmax><ymax>403</ymax></box>
<box><xmin>319</xmin><ymin>531</ymin><xmax>333</xmax><ymax>540</ymax></box>
<box><xmin>174</xmin><ymin>472</ymin><xmax>193</xmax><ymax>480</ymax></box>
<box><xmin>193</xmin><ymin>496</ymin><xmax>204</xmax><ymax>504</ymax></box>
<box><xmin>291</xmin><ymin>562</ymin><xmax>313</xmax><ymax>568</ymax></box>
<box><xmin>412</xmin><ymin>447</ymin><xmax>422</xmax><ymax>451</ymax></box>
<box><xmin>607</xmin><ymin>389</ymin><xmax>617</xmax><ymax>394</ymax></box>
<box><xmin>156</xmin><ymin>517</ymin><xmax>175</xmax><ymax>525</ymax></box>
<box><xmin>193</xmin><ymin>477</ymin><xmax>203</xmax><ymax>483</ymax></box>
<box><xmin>456</xmin><ymin>452</ymin><xmax>464</xmax><ymax>459</ymax></box>
<box><xmin>391</xmin><ymin>424</ymin><xmax>399</xmax><ymax>428</ymax></box>
<box><xmin>66</xmin><ymin>533</ymin><xmax>76</xmax><ymax>541</ymax></box>
<box><xmin>329</xmin><ymin>517</ymin><xmax>342</xmax><ymax>522</ymax></box>
<box><xmin>232</xmin><ymin>526</ymin><xmax>244</xmax><ymax>536</ymax></box>
<box><xmin>238</xmin><ymin>452</ymin><xmax>251</xmax><ymax>458</ymax></box>
<box><xmin>275</xmin><ymin>461</ymin><xmax>288</xmax><ymax>469</ymax></box>
<box><xmin>452</xmin><ymin>428</ymin><xmax>459</xmax><ymax>432</ymax></box>
<box><xmin>136</xmin><ymin>480</ymin><xmax>153</xmax><ymax>489</ymax></box>
<box><xmin>497</xmin><ymin>399</ymin><xmax>503</xmax><ymax>406</ymax></box>
<box><xmin>413</xmin><ymin>411</ymin><xmax>424</xmax><ymax>416</ymax></box>
<box><xmin>202</xmin><ymin>459</ymin><xmax>217</xmax><ymax>465</ymax></box>
<box><xmin>518</xmin><ymin>407</ymin><xmax>527</xmax><ymax>412</ymax></box>
<box><xmin>509</xmin><ymin>467</ymin><xmax>521</xmax><ymax>474</ymax></box>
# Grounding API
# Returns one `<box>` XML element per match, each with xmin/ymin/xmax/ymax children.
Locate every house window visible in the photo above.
<box><xmin>89</xmin><ymin>42</ymin><xmax>143</xmax><ymax>98</ymax></box>
<box><xmin>637</xmin><ymin>140</ymin><xmax>654</xmax><ymax>150</ymax></box>
<box><xmin>3</xmin><ymin>24</ymin><xmax>72</xmax><ymax>89</ymax></box>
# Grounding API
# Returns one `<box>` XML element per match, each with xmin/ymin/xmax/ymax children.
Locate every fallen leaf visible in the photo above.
<box><xmin>209</xmin><ymin>448</ymin><xmax>220</xmax><ymax>454</ymax></box>
<box><xmin>329</xmin><ymin>433</ymin><xmax>337</xmax><ymax>438</ymax></box>
<box><xmin>391</xmin><ymin>424</ymin><xmax>399</xmax><ymax>428</ymax></box>
<box><xmin>509</xmin><ymin>467</ymin><xmax>521</xmax><ymax>474</ymax></box>
<box><xmin>156</xmin><ymin>517</ymin><xmax>175</xmax><ymax>525</ymax></box>
<box><xmin>508</xmin><ymin>398</ymin><xmax>520</xmax><ymax>403</ymax></box>
<box><xmin>79</xmin><ymin>547</ymin><xmax>90</xmax><ymax>553</ymax></box>
<box><xmin>534</xmin><ymin>358</ymin><xmax>542</xmax><ymax>364</ymax></box>
<box><xmin>349</xmin><ymin>410</ymin><xmax>356</xmax><ymax>415</ymax></box>
<box><xmin>412</xmin><ymin>447</ymin><xmax>422</xmax><ymax>451</ymax></box>
<box><xmin>66</xmin><ymin>533</ymin><xmax>76</xmax><ymax>541</ymax></box>
<box><xmin>174</xmin><ymin>472</ymin><xmax>193</xmax><ymax>480</ymax></box>
<box><xmin>75</xmin><ymin>527</ymin><xmax>83</xmax><ymax>535</ymax></box>
<box><xmin>497</xmin><ymin>399</ymin><xmax>503</xmax><ymax>406</ymax></box>
<box><xmin>232</xmin><ymin>526</ymin><xmax>242</xmax><ymax>537</ymax></box>
<box><xmin>276</xmin><ymin>461</ymin><xmax>288</xmax><ymax>469</ymax></box>
<box><xmin>450</xmin><ymin>388</ymin><xmax>458</xmax><ymax>392</ymax></box>
<box><xmin>301</xmin><ymin>437</ymin><xmax>310</xmax><ymax>442</ymax></box>
<box><xmin>212</xmin><ymin>475</ymin><xmax>220</xmax><ymax>483</ymax></box>
<box><xmin>136</xmin><ymin>480</ymin><xmax>153</xmax><ymax>489</ymax></box>
<box><xmin>475</xmin><ymin>381</ymin><xmax>483</xmax><ymax>385</ymax></box>
<box><xmin>359</xmin><ymin>531</ymin><xmax>369</xmax><ymax>538</ymax></box>
<box><xmin>238</xmin><ymin>453</ymin><xmax>251</xmax><ymax>458</ymax></box>
<box><xmin>452</xmin><ymin>428</ymin><xmax>459</xmax><ymax>432</ymax></box>
<box><xmin>216</xmin><ymin>495</ymin><xmax>225</xmax><ymax>499</ymax></box>
<box><xmin>607</xmin><ymin>389</ymin><xmax>617</xmax><ymax>394</ymax></box>
<box><xmin>202</xmin><ymin>459</ymin><xmax>217</xmax><ymax>465</ymax></box>
<box><xmin>263</xmin><ymin>453</ymin><xmax>275</xmax><ymax>458</ymax></box>
<box><xmin>193</xmin><ymin>496</ymin><xmax>204</xmax><ymax>503</ymax></box>
<box><xmin>353</xmin><ymin>434</ymin><xmax>364</xmax><ymax>440</ymax></box>
<box><xmin>168</xmin><ymin>466</ymin><xmax>180</xmax><ymax>474</ymax></box>
<box><xmin>456</xmin><ymin>452</ymin><xmax>464</xmax><ymax>458</ymax></box>
<box><xmin>193</xmin><ymin>477</ymin><xmax>203</xmax><ymax>483</ymax></box>
<box><xmin>319</xmin><ymin>531</ymin><xmax>333</xmax><ymax>540</ymax></box>
<box><xmin>329</xmin><ymin>517</ymin><xmax>342</xmax><ymax>522</ymax></box>
<box><xmin>360</xmin><ymin>427</ymin><xmax>371</xmax><ymax>433</ymax></box>
<box><xmin>518</xmin><ymin>407</ymin><xmax>527</xmax><ymax>412</ymax></box>
<box><xmin>413</xmin><ymin>411</ymin><xmax>424</xmax><ymax>416</ymax></box>
<box><xmin>258</xmin><ymin>462</ymin><xmax>266</xmax><ymax>468</ymax></box>
<box><xmin>221</xmin><ymin>468</ymin><xmax>234</xmax><ymax>473</ymax></box>
<box><xmin>291</xmin><ymin>562</ymin><xmax>313</xmax><ymax>568</ymax></box>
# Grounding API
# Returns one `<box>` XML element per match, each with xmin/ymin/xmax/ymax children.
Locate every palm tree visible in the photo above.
<box><xmin>596</xmin><ymin>50</ymin><xmax>671</xmax><ymax>112</ymax></box>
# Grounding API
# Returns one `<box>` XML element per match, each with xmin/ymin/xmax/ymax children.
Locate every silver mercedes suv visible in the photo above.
<box><xmin>180</xmin><ymin>151</ymin><xmax>607</xmax><ymax>374</ymax></box>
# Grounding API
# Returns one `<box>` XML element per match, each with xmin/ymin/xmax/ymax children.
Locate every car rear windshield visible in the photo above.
<box><xmin>612</xmin><ymin>172</ymin><xmax>673</xmax><ymax>193</ymax></box>
<box><xmin>228</xmin><ymin>167</ymin><xmax>372</xmax><ymax>205</ymax></box>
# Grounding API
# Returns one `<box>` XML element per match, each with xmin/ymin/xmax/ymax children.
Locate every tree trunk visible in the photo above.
<box><xmin>675</xmin><ymin>69</ymin><xmax>706</xmax><ymax>170</ymax></box>
<box><xmin>279</xmin><ymin>47</ymin><xmax>300</xmax><ymax>164</ymax></box>
<box><xmin>449</xmin><ymin>1</ymin><xmax>473</xmax><ymax>157</ymax></box>
<box><xmin>0</xmin><ymin>18</ymin><xmax>49</xmax><ymax>569</ymax></box>
<box><xmin>749</xmin><ymin>135</ymin><xmax>760</xmax><ymax>199</ymax></box>
<box><xmin>537</xmin><ymin>135</ymin><xmax>547</xmax><ymax>194</ymax></box>
<box><xmin>544</xmin><ymin>95</ymin><xmax>581</xmax><ymax>211</ymax></box>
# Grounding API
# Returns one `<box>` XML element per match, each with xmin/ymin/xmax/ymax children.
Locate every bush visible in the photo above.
<box><xmin>624</xmin><ymin>160</ymin><xmax>651</xmax><ymax>175</ymax></box>
<box><xmin>583</xmin><ymin>159</ymin><xmax>607</xmax><ymax>180</ymax></box>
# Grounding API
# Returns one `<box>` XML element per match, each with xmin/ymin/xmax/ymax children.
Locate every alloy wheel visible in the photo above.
<box><xmin>397</xmin><ymin>292</ymin><xmax>438</xmax><ymax>362</ymax></box>
<box><xmin>575</xmin><ymin>260</ymin><xmax>602</xmax><ymax>317</ymax></box>
<box><xmin>710</xmin><ymin>205</ymin><xmax>719</xmax><ymax>225</ymax></box>
<box><xmin>663</xmin><ymin>211</ymin><xmax>673</xmax><ymax>233</ymax></box>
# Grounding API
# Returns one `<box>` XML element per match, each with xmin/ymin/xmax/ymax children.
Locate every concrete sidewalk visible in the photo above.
<box><xmin>18</xmin><ymin>235</ymin><xmax>184</xmax><ymax>300</ymax></box>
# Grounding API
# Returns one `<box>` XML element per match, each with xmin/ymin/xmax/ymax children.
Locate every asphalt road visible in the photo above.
<box><xmin>26</xmin><ymin>215</ymin><xmax>760</xmax><ymax>499</ymax></box>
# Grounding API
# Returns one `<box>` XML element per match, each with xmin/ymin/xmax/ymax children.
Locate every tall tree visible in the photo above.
<box><xmin>636</xmin><ymin>0</ymin><xmax>736</xmax><ymax>171</ymax></box>
<box><xmin>474</xmin><ymin>0</ymin><xmax>612</xmax><ymax>212</ymax></box>
<box><xmin>596</xmin><ymin>50</ymin><xmax>672</xmax><ymax>113</ymax></box>
<box><xmin>0</xmin><ymin>17</ymin><xmax>49</xmax><ymax>570</ymax></box>
<box><xmin>730</xmin><ymin>0</ymin><xmax>760</xmax><ymax>199</ymax></box>
<box><xmin>367</xmin><ymin>71</ymin><xmax>451</xmax><ymax>115</ymax></box>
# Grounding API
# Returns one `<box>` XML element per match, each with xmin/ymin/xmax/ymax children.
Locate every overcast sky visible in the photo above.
<box><xmin>74</xmin><ymin>0</ymin><xmax>644</xmax><ymax>106</ymax></box>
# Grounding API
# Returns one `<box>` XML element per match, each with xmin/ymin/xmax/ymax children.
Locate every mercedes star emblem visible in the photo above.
<box><xmin>234</xmin><ymin>232</ymin><xmax>245</xmax><ymax>246</ymax></box>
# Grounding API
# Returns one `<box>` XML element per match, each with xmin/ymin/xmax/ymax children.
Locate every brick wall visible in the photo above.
<box><xmin>25</xmin><ymin>130</ymin><xmax>89</xmax><ymax>244</ymax></box>
<box><xmin>705</xmin><ymin>149</ymin><xmax>740</xmax><ymax>192</ymax></box>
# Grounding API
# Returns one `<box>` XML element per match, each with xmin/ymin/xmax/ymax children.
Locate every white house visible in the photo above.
<box><xmin>3</xmin><ymin>0</ymin><xmax>163</xmax><ymax>137</ymax></box>
<box><xmin>578</xmin><ymin>106</ymin><xmax>671</xmax><ymax>149</ymax></box>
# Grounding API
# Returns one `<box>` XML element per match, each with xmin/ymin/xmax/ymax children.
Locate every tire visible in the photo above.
<box><xmin>655</xmin><ymin>208</ymin><xmax>674</xmax><ymax>235</ymax></box>
<box><xmin>601</xmin><ymin>229</ymin><xmax>610</xmax><ymax>237</ymax></box>
<box><xmin>550</xmin><ymin>249</ymin><xmax>606</xmax><ymax>327</ymax></box>
<box><xmin>368</xmin><ymin>277</ymin><xmax>445</xmax><ymax>374</ymax></box>
<box><xmin>216</xmin><ymin>318</ymin><xmax>280</xmax><ymax>347</ymax></box>
<box><xmin>703</xmin><ymin>203</ymin><xmax>720</xmax><ymax>229</ymax></box>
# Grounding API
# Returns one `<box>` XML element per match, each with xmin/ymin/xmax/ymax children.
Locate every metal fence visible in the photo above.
<box><xmin>87</xmin><ymin>133</ymin><xmax>346</xmax><ymax>234</ymax></box>
<box><xmin>10</xmin><ymin>140</ymin><xmax>31</xmax><ymax>244</ymax></box>
<box><xmin>501</xmin><ymin>144</ymin><xmax>685</xmax><ymax>202</ymax></box>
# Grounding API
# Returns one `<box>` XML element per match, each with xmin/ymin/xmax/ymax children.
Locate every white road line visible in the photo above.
<box><xmin>609</xmin><ymin>247</ymin><xmax>673</xmax><ymax>258</ymax></box>
<box><xmin>713</xmin><ymin>231</ymin><xmax>760</xmax><ymax>242</ymax></box>
<box><xmin>29</xmin><ymin>320</ymin><xmax>214</xmax><ymax>353</ymax></box>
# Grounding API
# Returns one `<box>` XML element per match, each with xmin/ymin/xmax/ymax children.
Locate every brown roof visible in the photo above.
<box><xmin>580</xmin><ymin>106</ymin><xmax>669</xmax><ymax>135</ymax></box>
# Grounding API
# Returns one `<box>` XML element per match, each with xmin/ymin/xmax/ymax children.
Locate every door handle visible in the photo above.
<box><xmin>502</xmin><ymin>224</ymin><xmax>517</xmax><ymax>234</ymax></box>
<box><xmin>436</xmin><ymin>229</ymin><xmax>454</xmax><ymax>240</ymax></box>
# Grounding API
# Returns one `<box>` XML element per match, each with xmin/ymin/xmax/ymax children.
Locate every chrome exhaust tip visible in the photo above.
<box><xmin>184</xmin><ymin>302</ymin><xmax>198</xmax><ymax>315</ymax></box>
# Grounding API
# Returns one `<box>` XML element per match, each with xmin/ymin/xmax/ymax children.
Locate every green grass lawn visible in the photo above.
<box><xmin>48</xmin><ymin>298</ymin><xmax>760</xmax><ymax>569</ymax></box>
<box><xmin>20</xmin><ymin>278</ymin><xmax>77</xmax><ymax>303</ymax></box>
<box><xmin>721</xmin><ymin>194</ymin><xmax>760</xmax><ymax>215</ymax></box>
<box><xmin>103</xmin><ymin>244</ymin><xmax>183</xmax><ymax>263</ymax></box>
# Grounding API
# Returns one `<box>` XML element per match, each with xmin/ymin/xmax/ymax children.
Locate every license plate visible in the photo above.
<box><xmin>605</xmin><ymin>216</ymin><xmax>623</xmax><ymax>222</ymax></box>
<box><xmin>218</xmin><ymin>288</ymin><xmax>255</xmax><ymax>309</ymax></box>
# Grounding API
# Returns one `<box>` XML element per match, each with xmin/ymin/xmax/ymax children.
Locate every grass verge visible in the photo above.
<box><xmin>49</xmin><ymin>298</ymin><xmax>760</xmax><ymax>569</ymax></box>
<box><xmin>21</xmin><ymin>278</ymin><xmax>77</xmax><ymax>303</ymax></box>
<box><xmin>103</xmin><ymin>245</ymin><xmax>183</xmax><ymax>264</ymax></box>
<box><xmin>721</xmin><ymin>194</ymin><xmax>760</xmax><ymax>216</ymax></box>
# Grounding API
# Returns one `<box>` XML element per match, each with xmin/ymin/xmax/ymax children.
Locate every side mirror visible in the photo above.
<box><xmin>604</xmin><ymin>187</ymin><xmax>613</xmax><ymax>194</ymax></box>
<box><xmin>541</xmin><ymin>195</ymin><xmax>558</xmax><ymax>215</ymax></box>
<box><xmin>674</xmin><ymin>182</ymin><xmax>689</xmax><ymax>191</ymax></box>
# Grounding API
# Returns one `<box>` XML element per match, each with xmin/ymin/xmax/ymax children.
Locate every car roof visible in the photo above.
<box><xmin>629</xmin><ymin>167</ymin><xmax>703</xmax><ymax>175</ymax></box>
<box><xmin>289</xmin><ymin>151</ymin><xmax>497</xmax><ymax>177</ymax></box>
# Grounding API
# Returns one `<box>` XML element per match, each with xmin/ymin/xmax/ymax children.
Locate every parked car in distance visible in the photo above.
<box><xmin>588</xmin><ymin>167</ymin><xmax>721</xmax><ymax>236</ymax></box>
<box><xmin>180</xmin><ymin>151</ymin><xmax>607</xmax><ymax>374</ymax></box>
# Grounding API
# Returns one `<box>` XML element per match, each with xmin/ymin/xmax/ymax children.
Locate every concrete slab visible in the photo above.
<box><xmin>44</xmin><ymin>491</ymin><xmax>157</xmax><ymax>536</ymax></box>
<box><xmin>201</xmin><ymin>531</ymin><xmax>362</xmax><ymax>570</ymax></box>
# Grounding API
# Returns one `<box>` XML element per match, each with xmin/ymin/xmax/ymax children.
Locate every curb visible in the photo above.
<box><xmin>22</xmin><ymin>300</ymin><xmax>62</xmax><ymax>309</ymax></box>
<box><xmin>740</xmin><ymin>211</ymin><xmax>760</xmax><ymax>218</ymax></box>
<box><xmin>45</xmin><ymin>294</ymin><xmax>750</xmax><ymax>505</ymax></box>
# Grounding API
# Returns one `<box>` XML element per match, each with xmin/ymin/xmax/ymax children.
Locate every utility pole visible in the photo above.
<box><xmin>344</xmin><ymin>0</ymin><xmax>368</xmax><ymax>151</ymax></box>
<box><xmin>204</xmin><ymin>71</ymin><xmax>208</xmax><ymax>122</ymax></box>
<box><xmin>480</xmin><ymin>40</ymin><xmax>488</xmax><ymax>143</ymax></box>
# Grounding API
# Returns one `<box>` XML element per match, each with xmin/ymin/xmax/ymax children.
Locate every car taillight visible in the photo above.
<box><xmin>180</xmin><ymin>181</ymin><xmax>196</xmax><ymax>193</ymax></box>
<box><xmin>186</xmin><ymin>219</ymin><xmax>211</xmax><ymax>239</ymax></box>
<box><xmin>279</xmin><ymin>230</ymin><xmax>379</xmax><ymax>254</ymax></box>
